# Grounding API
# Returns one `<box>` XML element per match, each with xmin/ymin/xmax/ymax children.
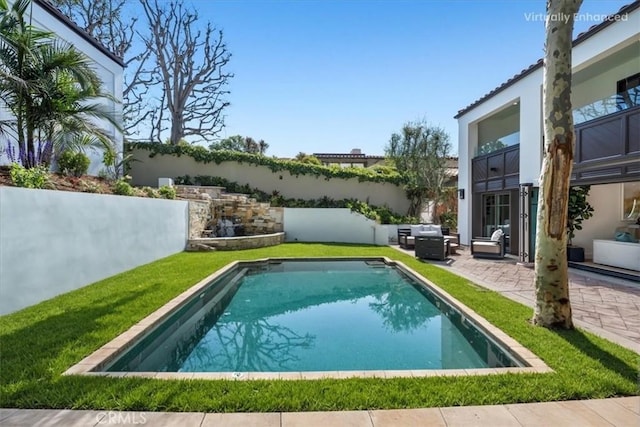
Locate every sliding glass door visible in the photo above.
<box><xmin>482</xmin><ymin>193</ymin><xmax>511</xmax><ymax>252</ymax></box>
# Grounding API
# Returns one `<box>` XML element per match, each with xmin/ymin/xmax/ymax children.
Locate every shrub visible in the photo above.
<box><xmin>79</xmin><ymin>179</ymin><xmax>102</xmax><ymax>193</ymax></box>
<box><xmin>9</xmin><ymin>163</ymin><xmax>50</xmax><ymax>189</ymax></box>
<box><xmin>439</xmin><ymin>211</ymin><xmax>458</xmax><ymax>230</ymax></box>
<box><xmin>142</xmin><ymin>186</ymin><xmax>159</xmax><ymax>198</ymax></box>
<box><xmin>113</xmin><ymin>178</ymin><xmax>134</xmax><ymax>196</ymax></box>
<box><xmin>158</xmin><ymin>185</ymin><xmax>176</xmax><ymax>199</ymax></box>
<box><xmin>174</xmin><ymin>174</ymin><xmax>415</xmax><ymax>223</ymax></box>
<box><xmin>58</xmin><ymin>151</ymin><xmax>90</xmax><ymax>177</ymax></box>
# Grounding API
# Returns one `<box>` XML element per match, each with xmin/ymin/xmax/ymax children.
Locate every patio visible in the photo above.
<box><xmin>394</xmin><ymin>244</ymin><xmax>640</xmax><ymax>351</ymax></box>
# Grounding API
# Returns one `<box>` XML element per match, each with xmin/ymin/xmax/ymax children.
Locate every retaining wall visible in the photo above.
<box><xmin>0</xmin><ymin>187</ymin><xmax>188</xmax><ymax>315</ymax></box>
<box><xmin>129</xmin><ymin>148</ymin><xmax>410</xmax><ymax>214</ymax></box>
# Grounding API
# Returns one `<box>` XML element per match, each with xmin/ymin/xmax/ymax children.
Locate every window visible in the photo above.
<box><xmin>622</xmin><ymin>181</ymin><xmax>640</xmax><ymax>221</ymax></box>
<box><xmin>616</xmin><ymin>73</ymin><xmax>640</xmax><ymax>111</ymax></box>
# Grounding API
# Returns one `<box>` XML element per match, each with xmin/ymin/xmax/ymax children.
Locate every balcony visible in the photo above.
<box><xmin>572</xmin><ymin>98</ymin><xmax>640</xmax><ymax>184</ymax></box>
<box><xmin>573</xmin><ymin>86</ymin><xmax>639</xmax><ymax>125</ymax></box>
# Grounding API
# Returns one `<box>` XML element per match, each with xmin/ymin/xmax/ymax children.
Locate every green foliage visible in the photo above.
<box><xmin>210</xmin><ymin>135</ymin><xmax>269</xmax><ymax>155</ymax></box>
<box><xmin>0</xmin><ymin>245</ymin><xmax>637</xmax><ymax>412</ymax></box>
<box><xmin>0</xmin><ymin>0</ymin><xmax>120</xmax><ymax>168</ymax></box>
<box><xmin>158</xmin><ymin>185</ymin><xmax>177</xmax><ymax>200</ymax></box>
<box><xmin>386</xmin><ymin>120</ymin><xmax>452</xmax><ymax>216</ymax></box>
<box><xmin>439</xmin><ymin>211</ymin><xmax>458</xmax><ymax>230</ymax></box>
<box><xmin>477</xmin><ymin>139</ymin><xmax>508</xmax><ymax>156</ymax></box>
<box><xmin>79</xmin><ymin>179</ymin><xmax>102</xmax><ymax>193</ymax></box>
<box><xmin>567</xmin><ymin>185</ymin><xmax>594</xmax><ymax>245</ymax></box>
<box><xmin>174</xmin><ymin>175</ymin><xmax>415</xmax><ymax>224</ymax></box>
<box><xmin>9</xmin><ymin>163</ymin><xmax>50</xmax><ymax>189</ymax></box>
<box><xmin>294</xmin><ymin>152</ymin><xmax>322</xmax><ymax>165</ymax></box>
<box><xmin>112</xmin><ymin>178</ymin><xmax>134</xmax><ymax>196</ymax></box>
<box><xmin>370</xmin><ymin>163</ymin><xmax>398</xmax><ymax>175</ymax></box>
<box><xmin>128</xmin><ymin>143</ymin><xmax>402</xmax><ymax>185</ymax></box>
<box><xmin>142</xmin><ymin>186</ymin><xmax>159</xmax><ymax>198</ymax></box>
<box><xmin>102</xmin><ymin>148</ymin><xmax>135</xmax><ymax>181</ymax></box>
<box><xmin>57</xmin><ymin>150</ymin><xmax>90</xmax><ymax>177</ymax></box>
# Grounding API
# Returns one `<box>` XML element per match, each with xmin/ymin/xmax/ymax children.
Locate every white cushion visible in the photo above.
<box><xmin>410</xmin><ymin>225</ymin><xmax>423</xmax><ymax>236</ymax></box>
<box><xmin>418</xmin><ymin>230</ymin><xmax>439</xmax><ymax>236</ymax></box>
<box><xmin>472</xmin><ymin>241</ymin><xmax>501</xmax><ymax>254</ymax></box>
<box><xmin>490</xmin><ymin>229</ymin><xmax>504</xmax><ymax>242</ymax></box>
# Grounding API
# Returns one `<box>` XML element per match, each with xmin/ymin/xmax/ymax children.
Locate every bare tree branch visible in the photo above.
<box><xmin>139</xmin><ymin>0</ymin><xmax>233</xmax><ymax>145</ymax></box>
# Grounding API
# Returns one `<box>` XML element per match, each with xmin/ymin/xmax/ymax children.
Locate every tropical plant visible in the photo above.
<box><xmin>101</xmin><ymin>145</ymin><xmax>134</xmax><ymax>181</ymax></box>
<box><xmin>0</xmin><ymin>0</ymin><xmax>121</xmax><ymax>168</ymax></box>
<box><xmin>566</xmin><ymin>185</ymin><xmax>594</xmax><ymax>246</ymax></box>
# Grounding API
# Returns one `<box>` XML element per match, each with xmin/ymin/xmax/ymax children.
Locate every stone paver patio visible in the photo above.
<box><xmin>413</xmin><ymin>246</ymin><xmax>640</xmax><ymax>352</ymax></box>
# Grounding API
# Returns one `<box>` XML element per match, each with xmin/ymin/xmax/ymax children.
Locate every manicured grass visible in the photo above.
<box><xmin>0</xmin><ymin>243</ymin><xmax>638</xmax><ymax>412</ymax></box>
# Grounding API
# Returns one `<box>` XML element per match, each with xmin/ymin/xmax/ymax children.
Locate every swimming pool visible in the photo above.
<box><xmin>67</xmin><ymin>257</ymin><xmax>551</xmax><ymax>380</ymax></box>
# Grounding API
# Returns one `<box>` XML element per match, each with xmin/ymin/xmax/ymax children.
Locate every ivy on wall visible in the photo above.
<box><xmin>127</xmin><ymin>143</ymin><xmax>404</xmax><ymax>185</ymax></box>
<box><xmin>174</xmin><ymin>175</ymin><xmax>418</xmax><ymax>224</ymax></box>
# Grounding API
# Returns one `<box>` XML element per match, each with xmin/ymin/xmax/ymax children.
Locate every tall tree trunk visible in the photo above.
<box><xmin>533</xmin><ymin>0</ymin><xmax>583</xmax><ymax>329</ymax></box>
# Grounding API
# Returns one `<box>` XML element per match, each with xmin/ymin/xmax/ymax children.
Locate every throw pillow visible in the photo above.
<box><xmin>490</xmin><ymin>229</ymin><xmax>504</xmax><ymax>241</ymax></box>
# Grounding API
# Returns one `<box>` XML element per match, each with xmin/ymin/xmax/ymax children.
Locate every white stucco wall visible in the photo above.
<box><xmin>283</xmin><ymin>208</ymin><xmax>389</xmax><ymax>246</ymax></box>
<box><xmin>0</xmin><ymin>187</ymin><xmax>188</xmax><ymax>315</ymax></box>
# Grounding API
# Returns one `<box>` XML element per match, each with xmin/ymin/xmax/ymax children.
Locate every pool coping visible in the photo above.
<box><xmin>63</xmin><ymin>256</ymin><xmax>553</xmax><ymax>380</ymax></box>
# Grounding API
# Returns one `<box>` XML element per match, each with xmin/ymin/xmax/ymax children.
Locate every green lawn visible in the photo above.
<box><xmin>0</xmin><ymin>243</ymin><xmax>638</xmax><ymax>412</ymax></box>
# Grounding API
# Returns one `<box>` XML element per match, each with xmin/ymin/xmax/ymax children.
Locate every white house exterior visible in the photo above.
<box><xmin>1</xmin><ymin>0</ymin><xmax>124</xmax><ymax>175</ymax></box>
<box><xmin>456</xmin><ymin>2</ymin><xmax>639</xmax><ymax>270</ymax></box>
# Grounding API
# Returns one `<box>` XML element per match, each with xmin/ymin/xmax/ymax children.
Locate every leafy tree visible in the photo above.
<box><xmin>477</xmin><ymin>139</ymin><xmax>507</xmax><ymax>156</ymax></box>
<box><xmin>385</xmin><ymin>120</ymin><xmax>451</xmax><ymax>217</ymax></box>
<box><xmin>0</xmin><ymin>0</ymin><xmax>119</xmax><ymax>168</ymax></box>
<box><xmin>258</xmin><ymin>139</ymin><xmax>269</xmax><ymax>155</ymax></box>
<box><xmin>532</xmin><ymin>0</ymin><xmax>583</xmax><ymax>329</ymax></box>
<box><xmin>210</xmin><ymin>135</ymin><xmax>244</xmax><ymax>151</ymax></box>
<box><xmin>210</xmin><ymin>135</ymin><xmax>268</xmax><ymax>154</ymax></box>
<box><xmin>294</xmin><ymin>152</ymin><xmax>322</xmax><ymax>165</ymax></box>
<box><xmin>140</xmin><ymin>0</ymin><xmax>232</xmax><ymax>145</ymax></box>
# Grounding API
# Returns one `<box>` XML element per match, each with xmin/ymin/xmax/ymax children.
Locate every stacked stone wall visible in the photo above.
<box><xmin>178</xmin><ymin>186</ymin><xmax>283</xmax><ymax>238</ymax></box>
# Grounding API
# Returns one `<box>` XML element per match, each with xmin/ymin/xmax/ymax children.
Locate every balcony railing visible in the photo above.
<box><xmin>573</xmin><ymin>86</ymin><xmax>639</xmax><ymax>125</ymax></box>
<box><xmin>475</xmin><ymin>131</ymin><xmax>520</xmax><ymax>157</ymax></box>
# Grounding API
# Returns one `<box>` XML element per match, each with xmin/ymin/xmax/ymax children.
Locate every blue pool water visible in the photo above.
<box><xmin>107</xmin><ymin>259</ymin><xmax>520</xmax><ymax>372</ymax></box>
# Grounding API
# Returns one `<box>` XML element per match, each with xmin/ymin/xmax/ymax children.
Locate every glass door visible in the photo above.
<box><xmin>482</xmin><ymin>193</ymin><xmax>511</xmax><ymax>252</ymax></box>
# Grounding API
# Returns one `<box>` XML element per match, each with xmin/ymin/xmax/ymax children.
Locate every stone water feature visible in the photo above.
<box><xmin>176</xmin><ymin>185</ymin><xmax>285</xmax><ymax>251</ymax></box>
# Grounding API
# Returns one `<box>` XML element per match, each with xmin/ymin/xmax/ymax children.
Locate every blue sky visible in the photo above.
<box><xmin>163</xmin><ymin>0</ymin><xmax>631</xmax><ymax>157</ymax></box>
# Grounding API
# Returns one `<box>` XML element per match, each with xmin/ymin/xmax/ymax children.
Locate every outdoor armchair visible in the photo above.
<box><xmin>471</xmin><ymin>229</ymin><xmax>505</xmax><ymax>259</ymax></box>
